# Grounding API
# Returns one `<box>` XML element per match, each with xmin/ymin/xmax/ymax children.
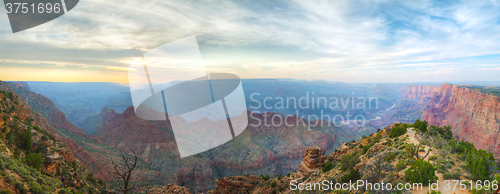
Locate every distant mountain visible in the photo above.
<box><xmin>22</xmin><ymin>81</ymin><xmax>132</xmax><ymax>128</ymax></box>
<box><xmin>21</xmin><ymin>80</ymin><xmax>412</xmax><ymax>135</ymax></box>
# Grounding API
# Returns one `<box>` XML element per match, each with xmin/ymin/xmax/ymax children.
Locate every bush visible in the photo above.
<box><xmin>341</xmin><ymin>168</ymin><xmax>361</xmax><ymax>183</ymax></box>
<box><xmin>428</xmin><ymin>155</ymin><xmax>438</xmax><ymax>161</ymax></box>
<box><xmin>29</xmin><ymin>184</ymin><xmax>44</xmax><ymax>194</ymax></box>
<box><xmin>4</xmin><ymin>174</ymin><xmax>14</xmax><ymax>183</ymax></box>
<box><xmin>443</xmin><ymin>172</ymin><xmax>460</xmax><ymax>180</ymax></box>
<box><xmin>0</xmin><ymin>190</ymin><xmax>11</xmax><ymax>194</ymax></box>
<box><xmin>396</xmin><ymin>160</ymin><xmax>407</xmax><ymax>171</ymax></box>
<box><xmin>389</xmin><ymin>126</ymin><xmax>407</xmax><ymax>138</ymax></box>
<box><xmin>340</xmin><ymin>153</ymin><xmax>360</xmax><ymax>171</ymax></box>
<box><xmin>17</xmin><ymin>129</ymin><xmax>32</xmax><ymax>152</ymax></box>
<box><xmin>322</xmin><ymin>161</ymin><xmax>334</xmax><ymax>172</ymax></box>
<box><xmin>405</xmin><ymin>159</ymin><xmax>437</xmax><ymax>186</ymax></box>
<box><xmin>270</xmin><ymin>181</ymin><xmax>277</xmax><ymax>187</ymax></box>
<box><xmin>36</xmin><ymin>177</ymin><xmax>45</xmax><ymax>185</ymax></box>
<box><xmin>25</xmin><ymin>153</ymin><xmax>44</xmax><ymax>170</ymax></box>
<box><xmin>14</xmin><ymin>181</ymin><xmax>28</xmax><ymax>194</ymax></box>
<box><xmin>386</xmin><ymin>154</ymin><xmax>396</xmax><ymax>162</ymax></box>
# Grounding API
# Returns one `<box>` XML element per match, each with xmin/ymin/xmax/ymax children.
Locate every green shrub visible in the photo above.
<box><xmin>36</xmin><ymin>177</ymin><xmax>45</xmax><ymax>185</ymax></box>
<box><xmin>322</xmin><ymin>161</ymin><xmax>334</xmax><ymax>172</ymax></box>
<box><xmin>443</xmin><ymin>172</ymin><xmax>460</xmax><ymax>180</ymax></box>
<box><xmin>340</xmin><ymin>153</ymin><xmax>360</xmax><ymax>171</ymax></box>
<box><xmin>396</xmin><ymin>160</ymin><xmax>406</xmax><ymax>171</ymax></box>
<box><xmin>341</xmin><ymin>168</ymin><xmax>360</xmax><ymax>183</ymax></box>
<box><xmin>389</xmin><ymin>126</ymin><xmax>407</xmax><ymax>138</ymax></box>
<box><xmin>386</xmin><ymin>154</ymin><xmax>396</xmax><ymax>162</ymax></box>
<box><xmin>4</xmin><ymin>174</ymin><xmax>14</xmax><ymax>183</ymax></box>
<box><xmin>25</xmin><ymin>153</ymin><xmax>44</xmax><ymax>171</ymax></box>
<box><xmin>17</xmin><ymin>129</ymin><xmax>32</xmax><ymax>152</ymax></box>
<box><xmin>14</xmin><ymin>181</ymin><xmax>28</xmax><ymax>194</ymax></box>
<box><xmin>29</xmin><ymin>183</ymin><xmax>44</xmax><ymax>194</ymax></box>
<box><xmin>0</xmin><ymin>189</ymin><xmax>11</xmax><ymax>194</ymax></box>
<box><xmin>428</xmin><ymin>155</ymin><xmax>438</xmax><ymax>161</ymax></box>
<box><xmin>405</xmin><ymin>159</ymin><xmax>437</xmax><ymax>186</ymax></box>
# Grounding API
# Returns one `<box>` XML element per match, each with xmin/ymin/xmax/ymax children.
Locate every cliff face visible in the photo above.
<box><xmin>422</xmin><ymin>84</ymin><xmax>500</xmax><ymax>155</ymax></box>
<box><xmin>402</xmin><ymin>85</ymin><xmax>440</xmax><ymax>101</ymax></box>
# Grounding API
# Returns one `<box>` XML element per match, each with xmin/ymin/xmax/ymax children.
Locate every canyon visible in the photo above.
<box><xmin>4</xmin><ymin>80</ymin><xmax>500</xmax><ymax>192</ymax></box>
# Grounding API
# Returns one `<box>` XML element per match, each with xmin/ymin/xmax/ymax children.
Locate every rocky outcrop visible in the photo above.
<box><xmin>297</xmin><ymin>146</ymin><xmax>326</xmax><ymax>177</ymax></box>
<box><xmin>422</xmin><ymin>84</ymin><xmax>500</xmax><ymax>156</ymax></box>
<box><xmin>329</xmin><ymin>142</ymin><xmax>351</xmax><ymax>161</ymax></box>
<box><xmin>209</xmin><ymin>176</ymin><xmax>262</xmax><ymax>194</ymax></box>
<box><xmin>149</xmin><ymin>184</ymin><xmax>192</xmax><ymax>194</ymax></box>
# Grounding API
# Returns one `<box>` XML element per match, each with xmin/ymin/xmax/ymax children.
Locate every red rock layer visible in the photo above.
<box><xmin>422</xmin><ymin>84</ymin><xmax>500</xmax><ymax>156</ymax></box>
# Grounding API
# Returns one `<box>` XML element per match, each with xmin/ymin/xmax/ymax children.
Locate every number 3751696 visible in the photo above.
<box><xmin>5</xmin><ymin>3</ymin><xmax>61</xmax><ymax>14</ymax></box>
<box><xmin>443</xmin><ymin>180</ymin><xmax>498</xmax><ymax>191</ymax></box>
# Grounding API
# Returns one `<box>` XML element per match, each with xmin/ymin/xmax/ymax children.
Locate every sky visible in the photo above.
<box><xmin>0</xmin><ymin>0</ymin><xmax>500</xmax><ymax>83</ymax></box>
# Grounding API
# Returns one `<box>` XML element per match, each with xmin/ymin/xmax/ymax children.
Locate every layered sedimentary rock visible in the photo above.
<box><xmin>422</xmin><ymin>84</ymin><xmax>500</xmax><ymax>156</ymax></box>
<box><xmin>297</xmin><ymin>146</ymin><xmax>326</xmax><ymax>177</ymax></box>
<box><xmin>402</xmin><ymin>85</ymin><xmax>439</xmax><ymax>101</ymax></box>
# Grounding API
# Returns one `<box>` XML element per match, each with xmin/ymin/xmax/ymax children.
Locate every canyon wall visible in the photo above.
<box><xmin>402</xmin><ymin>85</ymin><xmax>440</xmax><ymax>101</ymax></box>
<box><xmin>422</xmin><ymin>84</ymin><xmax>500</xmax><ymax>156</ymax></box>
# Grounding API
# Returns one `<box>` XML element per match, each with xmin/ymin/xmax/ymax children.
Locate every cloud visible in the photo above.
<box><xmin>0</xmin><ymin>0</ymin><xmax>500</xmax><ymax>82</ymax></box>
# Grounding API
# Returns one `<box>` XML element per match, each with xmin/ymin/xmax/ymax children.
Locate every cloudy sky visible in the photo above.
<box><xmin>0</xmin><ymin>0</ymin><xmax>499</xmax><ymax>83</ymax></box>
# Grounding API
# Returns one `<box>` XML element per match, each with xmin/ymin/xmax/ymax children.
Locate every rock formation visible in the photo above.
<box><xmin>209</xmin><ymin>176</ymin><xmax>262</xmax><ymax>194</ymax></box>
<box><xmin>149</xmin><ymin>184</ymin><xmax>192</xmax><ymax>194</ymax></box>
<box><xmin>297</xmin><ymin>146</ymin><xmax>326</xmax><ymax>177</ymax></box>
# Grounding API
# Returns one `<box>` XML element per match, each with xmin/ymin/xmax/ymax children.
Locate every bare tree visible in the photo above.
<box><xmin>365</xmin><ymin>153</ymin><xmax>393</xmax><ymax>183</ymax></box>
<box><xmin>108</xmin><ymin>150</ymin><xmax>138</xmax><ymax>194</ymax></box>
<box><xmin>406</xmin><ymin>143</ymin><xmax>430</xmax><ymax>160</ymax></box>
